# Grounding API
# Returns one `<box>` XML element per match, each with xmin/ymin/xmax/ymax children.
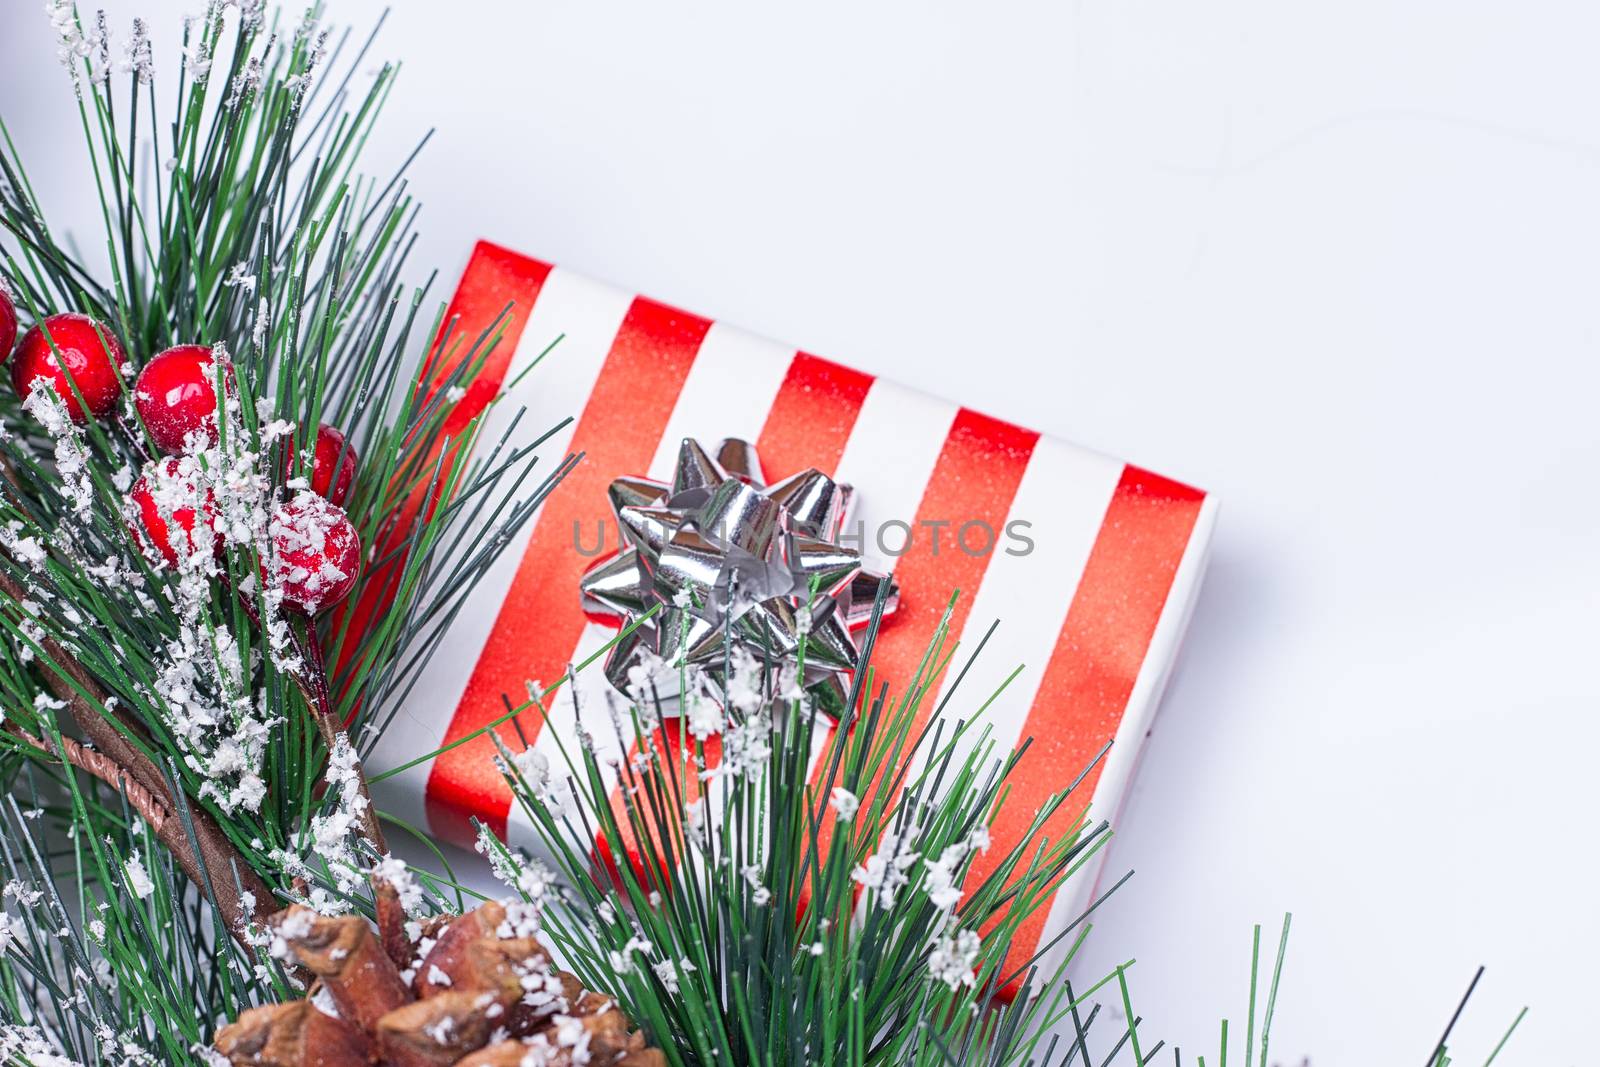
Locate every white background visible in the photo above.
<box><xmin>4</xmin><ymin>2</ymin><xmax>1597</xmax><ymax>1062</ymax></box>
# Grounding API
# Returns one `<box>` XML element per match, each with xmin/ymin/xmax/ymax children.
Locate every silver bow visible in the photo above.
<box><xmin>580</xmin><ymin>437</ymin><xmax>899</xmax><ymax>715</ymax></box>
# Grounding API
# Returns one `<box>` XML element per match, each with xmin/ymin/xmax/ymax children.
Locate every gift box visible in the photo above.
<box><xmin>368</xmin><ymin>240</ymin><xmax>1217</xmax><ymax>978</ymax></box>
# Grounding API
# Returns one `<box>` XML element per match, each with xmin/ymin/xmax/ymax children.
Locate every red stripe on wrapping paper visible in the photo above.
<box><xmin>855</xmin><ymin>409</ymin><xmax>1038</xmax><ymax>732</ymax></box>
<box><xmin>755</xmin><ymin>353</ymin><xmax>874</xmax><ymax>479</ymax></box>
<box><xmin>970</xmin><ymin>465</ymin><xmax>1204</xmax><ymax>985</ymax></box>
<box><xmin>426</xmin><ymin>298</ymin><xmax>713</xmax><ymax>846</ymax></box>
<box><xmin>333</xmin><ymin>242</ymin><xmax>551</xmax><ymax>695</ymax></box>
<box><xmin>426</xmin><ymin>241</ymin><xmax>555</xmax><ymax>431</ymax></box>
<box><xmin>811</xmin><ymin>409</ymin><xmax>1038</xmax><ymax>861</ymax></box>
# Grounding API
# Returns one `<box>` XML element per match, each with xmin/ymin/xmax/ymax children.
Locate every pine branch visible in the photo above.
<box><xmin>0</xmin><ymin>1</ymin><xmax>566</xmax><ymax>931</ymax></box>
<box><xmin>0</xmin><ymin>565</ymin><xmax>274</xmax><ymax>939</ymax></box>
<box><xmin>462</xmin><ymin>597</ymin><xmax>1108</xmax><ymax>1067</ymax></box>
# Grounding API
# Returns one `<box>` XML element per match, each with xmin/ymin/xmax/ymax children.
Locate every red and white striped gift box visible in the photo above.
<box><xmin>369</xmin><ymin>240</ymin><xmax>1218</xmax><ymax>977</ymax></box>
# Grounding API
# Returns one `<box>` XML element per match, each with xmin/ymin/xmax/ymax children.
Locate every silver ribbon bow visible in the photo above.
<box><xmin>580</xmin><ymin>437</ymin><xmax>899</xmax><ymax>714</ymax></box>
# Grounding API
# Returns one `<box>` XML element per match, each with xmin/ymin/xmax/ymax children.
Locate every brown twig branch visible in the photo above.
<box><xmin>1</xmin><ymin>725</ymin><xmax>269</xmax><ymax>928</ymax></box>
<box><xmin>0</xmin><ymin>568</ymin><xmax>275</xmax><ymax>941</ymax></box>
<box><xmin>9</xmin><ymin>727</ymin><xmax>172</xmax><ymax>833</ymax></box>
<box><xmin>297</xmin><ymin>621</ymin><xmax>388</xmax><ymax>857</ymax></box>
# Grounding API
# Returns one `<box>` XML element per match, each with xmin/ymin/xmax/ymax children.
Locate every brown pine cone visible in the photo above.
<box><xmin>214</xmin><ymin>902</ymin><xmax>663</xmax><ymax>1067</ymax></box>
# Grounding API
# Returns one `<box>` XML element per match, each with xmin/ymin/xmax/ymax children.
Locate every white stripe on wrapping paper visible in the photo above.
<box><xmin>367</xmin><ymin>268</ymin><xmax>633</xmax><ymax>831</ymax></box>
<box><xmin>913</xmin><ymin>438</ymin><xmax>1125</xmax><ymax>779</ymax></box>
<box><xmin>647</xmin><ymin>323</ymin><xmax>796</xmax><ymax>479</ymax></box>
<box><xmin>503</xmin><ymin>323</ymin><xmax>796</xmax><ymax>851</ymax></box>
<box><xmin>831</xmin><ymin>380</ymin><xmax>957</xmax><ymax>577</ymax></box>
<box><xmin>1032</xmin><ymin>491</ymin><xmax>1219</xmax><ymax>979</ymax></box>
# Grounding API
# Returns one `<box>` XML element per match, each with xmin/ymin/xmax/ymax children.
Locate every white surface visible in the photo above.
<box><xmin>5</xmin><ymin>3</ymin><xmax>1596</xmax><ymax>1060</ymax></box>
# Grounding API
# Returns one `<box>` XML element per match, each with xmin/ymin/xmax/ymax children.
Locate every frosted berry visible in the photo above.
<box><xmin>0</xmin><ymin>287</ymin><xmax>16</xmax><ymax>362</ymax></box>
<box><xmin>9</xmin><ymin>312</ymin><xmax>129</xmax><ymax>423</ymax></box>
<box><xmin>130</xmin><ymin>457</ymin><xmax>221</xmax><ymax>567</ymax></box>
<box><xmin>135</xmin><ymin>344</ymin><xmax>235</xmax><ymax>454</ymax></box>
<box><xmin>267</xmin><ymin>492</ymin><xmax>361</xmax><ymax>613</ymax></box>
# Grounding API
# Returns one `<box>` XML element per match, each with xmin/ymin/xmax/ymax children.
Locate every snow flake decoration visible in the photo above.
<box><xmin>927</xmin><ymin>927</ymin><xmax>982</xmax><ymax>991</ymax></box>
<box><xmin>1</xmin><ymin>881</ymin><xmax>42</xmax><ymax>909</ymax></box>
<box><xmin>520</xmin><ymin>1014</ymin><xmax>595</xmax><ymax>1066</ymax></box>
<box><xmin>500</xmin><ymin>738</ymin><xmax>579</xmax><ymax>815</ymax></box>
<box><xmin>222</xmin><ymin>263</ymin><xmax>256</xmax><ymax>296</ymax></box>
<box><xmin>265</xmin><ymin>905</ymin><xmax>314</xmax><ymax>964</ymax></box>
<box><xmin>1</xmin><ymin>523</ymin><xmax>47</xmax><ymax>572</ymax></box>
<box><xmin>372</xmin><ymin>855</ymin><xmax>424</xmax><ymax>914</ymax></box>
<box><xmin>114</xmin><ymin>373</ymin><xmax>327</xmax><ymax>815</ymax></box>
<box><xmin>740</xmin><ymin>864</ymin><xmax>772</xmax><ymax>907</ymax></box>
<box><xmin>494</xmin><ymin>899</ymin><xmax>542</xmax><ymax>946</ymax></box>
<box><xmin>118</xmin><ymin>18</ymin><xmax>153</xmax><ymax>83</ymax></box>
<box><xmin>249</xmin><ymin>298</ymin><xmax>270</xmax><ymax>351</ymax></box>
<box><xmin>44</xmin><ymin>2</ymin><xmax>94</xmax><ymax>93</ymax></box>
<box><xmin>282</xmin><ymin>24</ymin><xmax>331</xmax><ymax>105</ymax></box>
<box><xmin>850</xmin><ymin>828</ymin><xmax>920</xmax><ymax>910</ymax></box>
<box><xmin>12</xmin><ymin>599</ymin><xmax>48</xmax><ymax>664</ymax></box>
<box><xmin>684</xmin><ymin>798</ymin><xmax>708</xmax><ymax>850</ymax></box>
<box><xmin>180</xmin><ymin>14</ymin><xmax>214</xmax><ymax>82</ymax></box>
<box><xmin>305</xmin><ymin>733</ymin><xmax>370</xmax><ymax>893</ymax></box>
<box><xmin>476</xmin><ymin>825</ymin><xmax>519</xmax><ymax>881</ymax></box>
<box><xmin>147</xmin><ymin>517</ymin><xmax>271</xmax><ymax>816</ymax></box>
<box><xmin>607</xmin><ymin>935</ymin><xmax>654</xmax><ymax>978</ymax></box>
<box><xmin>651</xmin><ymin>957</ymin><xmax>696</xmax><ymax>996</ymax></box>
<box><xmin>84</xmin><ymin>11</ymin><xmax>111</xmax><ymax>86</ymax></box>
<box><xmin>123</xmin><ymin>853</ymin><xmax>155</xmax><ymax>900</ymax></box>
<box><xmin>44</xmin><ymin>1</ymin><xmax>81</xmax><ymax>65</ymax></box>
<box><xmin>478</xmin><ymin>828</ymin><xmax>561</xmax><ymax>915</ymax></box>
<box><xmin>922</xmin><ymin>826</ymin><xmax>990</xmax><ymax>915</ymax></box>
<box><xmin>828</xmin><ymin>787</ymin><xmax>860</xmax><ymax>821</ymax></box>
<box><xmin>682</xmin><ymin>674</ymin><xmax>725</xmax><ymax>743</ymax></box>
<box><xmin>0</xmin><ymin>1024</ymin><xmax>86</xmax><ymax>1067</ymax></box>
<box><xmin>710</xmin><ymin>709</ymin><xmax>772</xmax><ymax>782</ymax></box>
<box><xmin>700</xmin><ymin>651</ymin><xmax>776</xmax><ymax>782</ymax></box>
<box><xmin>229</xmin><ymin>0</ymin><xmax>268</xmax><ymax>31</ymax></box>
<box><xmin>224</xmin><ymin>52</ymin><xmax>266</xmax><ymax>110</ymax></box>
<box><xmin>24</xmin><ymin>381</ymin><xmax>94</xmax><ymax>515</ymax></box>
<box><xmin>512</xmin><ymin>746</ymin><xmax>553</xmax><ymax>797</ymax></box>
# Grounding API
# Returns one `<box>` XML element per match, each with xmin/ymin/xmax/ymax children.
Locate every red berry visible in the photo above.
<box><xmin>135</xmin><ymin>344</ymin><xmax>235</xmax><ymax>454</ymax></box>
<box><xmin>0</xmin><ymin>288</ymin><xmax>16</xmax><ymax>362</ymax></box>
<box><xmin>267</xmin><ymin>493</ymin><xmax>361</xmax><ymax>613</ymax></box>
<box><xmin>129</xmin><ymin>457</ymin><xmax>221</xmax><ymax>567</ymax></box>
<box><xmin>9</xmin><ymin>313</ymin><xmax>129</xmax><ymax>423</ymax></box>
<box><xmin>309</xmin><ymin>423</ymin><xmax>357</xmax><ymax>505</ymax></box>
<box><xmin>280</xmin><ymin>423</ymin><xmax>358</xmax><ymax>505</ymax></box>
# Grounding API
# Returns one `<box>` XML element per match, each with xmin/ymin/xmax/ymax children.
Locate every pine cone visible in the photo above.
<box><xmin>215</xmin><ymin>901</ymin><xmax>665</xmax><ymax>1067</ymax></box>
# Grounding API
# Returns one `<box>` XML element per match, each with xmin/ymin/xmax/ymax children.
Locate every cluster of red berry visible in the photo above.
<box><xmin>0</xmin><ymin>287</ymin><xmax>361</xmax><ymax>614</ymax></box>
